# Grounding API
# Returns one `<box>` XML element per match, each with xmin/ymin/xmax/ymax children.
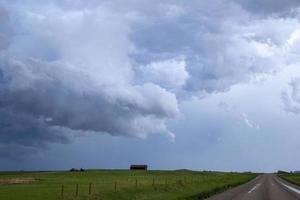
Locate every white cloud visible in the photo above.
<box><xmin>218</xmin><ymin>102</ymin><xmax>260</xmax><ymax>130</ymax></box>
<box><xmin>164</xmin><ymin>4</ymin><xmax>185</xmax><ymax>18</ymax></box>
<box><xmin>287</xmin><ymin>29</ymin><xmax>300</xmax><ymax>46</ymax></box>
<box><xmin>131</xmin><ymin>2</ymin><xmax>300</xmax><ymax>93</ymax></box>
<box><xmin>139</xmin><ymin>57</ymin><xmax>189</xmax><ymax>89</ymax></box>
<box><xmin>241</xmin><ymin>112</ymin><xmax>260</xmax><ymax>130</ymax></box>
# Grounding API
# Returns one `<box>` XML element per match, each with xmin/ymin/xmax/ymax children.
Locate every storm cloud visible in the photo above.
<box><xmin>282</xmin><ymin>78</ymin><xmax>300</xmax><ymax>114</ymax></box>
<box><xmin>0</xmin><ymin>1</ymin><xmax>180</xmax><ymax>153</ymax></box>
<box><xmin>130</xmin><ymin>0</ymin><xmax>300</xmax><ymax>92</ymax></box>
<box><xmin>1</xmin><ymin>0</ymin><xmax>300</xmax><ymax>156</ymax></box>
<box><xmin>233</xmin><ymin>0</ymin><xmax>300</xmax><ymax>15</ymax></box>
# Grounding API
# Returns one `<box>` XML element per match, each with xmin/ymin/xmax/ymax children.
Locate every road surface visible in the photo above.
<box><xmin>207</xmin><ymin>174</ymin><xmax>300</xmax><ymax>200</ymax></box>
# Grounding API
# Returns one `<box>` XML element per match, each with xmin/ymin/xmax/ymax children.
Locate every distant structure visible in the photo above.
<box><xmin>70</xmin><ymin>168</ymin><xmax>85</xmax><ymax>172</ymax></box>
<box><xmin>130</xmin><ymin>165</ymin><xmax>148</xmax><ymax>170</ymax></box>
<box><xmin>277</xmin><ymin>170</ymin><xmax>289</xmax><ymax>174</ymax></box>
<box><xmin>70</xmin><ymin>168</ymin><xmax>77</xmax><ymax>172</ymax></box>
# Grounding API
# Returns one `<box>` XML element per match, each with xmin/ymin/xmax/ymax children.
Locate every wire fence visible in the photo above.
<box><xmin>0</xmin><ymin>173</ymin><xmax>256</xmax><ymax>200</ymax></box>
<box><xmin>59</xmin><ymin>177</ymin><xmax>195</xmax><ymax>199</ymax></box>
<box><xmin>0</xmin><ymin>176</ymin><xmax>203</xmax><ymax>200</ymax></box>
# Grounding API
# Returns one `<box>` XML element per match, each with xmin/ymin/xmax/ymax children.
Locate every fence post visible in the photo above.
<box><xmin>165</xmin><ymin>178</ymin><xmax>167</xmax><ymax>186</ymax></box>
<box><xmin>76</xmin><ymin>184</ymin><xmax>79</xmax><ymax>197</ymax></box>
<box><xmin>114</xmin><ymin>181</ymin><xmax>117</xmax><ymax>192</ymax></box>
<box><xmin>61</xmin><ymin>185</ymin><xmax>64</xmax><ymax>199</ymax></box>
<box><xmin>89</xmin><ymin>183</ymin><xmax>92</xmax><ymax>195</ymax></box>
<box><xmin>135</xmin><ymin>179</ymin><xmax>138</xmax><ymax>188</ymax></box>
<box><xmin>152</xmin><ymin>178</ymin><xmax>155</xmax><ymax>186</ymax></box>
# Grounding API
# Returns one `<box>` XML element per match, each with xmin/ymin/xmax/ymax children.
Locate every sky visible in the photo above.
<box><xmin>1</xmin><ymin>0</ymin><xmax>300</xmax><ymax>172</ymax></box>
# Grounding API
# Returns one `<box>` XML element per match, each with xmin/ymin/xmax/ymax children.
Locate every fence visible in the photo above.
<box><xmin>0</xmin><ymin>172</ymin><xmax>254</xmax><ymax>200</ymax></box>
<box><xmin>58</xmin><ymin>176</ymin><xmax>193</xmax><ymax>199</ymax></box>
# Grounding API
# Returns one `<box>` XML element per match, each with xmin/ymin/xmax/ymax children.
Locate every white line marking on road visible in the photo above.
<box><xmin>248</xmin><ymin>183</ymin><xmax>261</xmax><ymax>194</ymax></box>
<box><xmin>281</xmin><ymin>183</ymin><xmax>300</xmax><ymax>195</ymax></box>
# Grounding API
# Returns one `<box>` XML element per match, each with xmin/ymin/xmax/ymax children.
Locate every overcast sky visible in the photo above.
<box><xmin>1</xmin><ymin>0</ymin><xmax>300</xmax><ymax>172</ymax></box>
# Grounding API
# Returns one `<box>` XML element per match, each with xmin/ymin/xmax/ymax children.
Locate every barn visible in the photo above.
<box><xmin>130</xmin><ymin>165</ymin><xmax>148</xmax><ymax>170</ymax></box>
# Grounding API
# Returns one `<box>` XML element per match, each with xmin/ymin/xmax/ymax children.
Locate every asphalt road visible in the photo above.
<box><xmin>207</xmin><ymin>174</ymin><xmax>300</xmax><ymax>200</ymax></box>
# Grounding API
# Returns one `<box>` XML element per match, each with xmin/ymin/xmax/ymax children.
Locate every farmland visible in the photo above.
<box><xmin>0</xmin><ymin>170</ymin><xmax>257</xmax><ymax>200</ymax></box>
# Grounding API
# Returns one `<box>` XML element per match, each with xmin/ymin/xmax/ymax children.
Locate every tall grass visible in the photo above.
<box><xmin>279</xmin><ymin>173</ymin><xmax>300</xmax><ymax>186</ymax></box>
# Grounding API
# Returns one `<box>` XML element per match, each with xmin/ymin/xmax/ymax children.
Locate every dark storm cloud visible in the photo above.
<box><xmin>0</xmin><ymin>54</ymin><xmax>179</xmax><ymax>152</ymax></box>
<box><xmin>0</xmin><ymin>0</ymin><xmax>180</xmax><ymax>156</ymax></box>
<box><xmin>233</xmin><ymin>0</ymin><xmax>300</xmax><ymax>15</ymax></box>
<box><xmin>0</xmin><ymin>109</ymin><xmax>70</xmax><ymax>147</ymax></box>
<box><xmin>0</xmin><ymin>6</ymin><xmax>11</xmax><ymax>50</ymax></box>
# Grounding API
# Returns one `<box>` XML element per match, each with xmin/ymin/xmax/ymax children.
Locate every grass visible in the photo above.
<box><xmin>0</xmin><ymin>170</ymin><xmax>257</xmax><ymax>200</ymax></box>
<box><xmin>278</xmin><ymin>173</ymin><xmax>300</xmax><ymax>186</ymax></box>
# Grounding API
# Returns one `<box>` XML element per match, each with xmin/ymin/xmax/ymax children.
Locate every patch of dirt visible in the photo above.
<box><xmin>0</xmin><ymin>178</ymin><xmax>37</xmax><ymax>185</ymax></box>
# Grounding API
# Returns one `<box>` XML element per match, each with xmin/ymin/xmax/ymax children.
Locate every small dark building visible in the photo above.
<box><xmin>130</xmin><ymin>165</ymin><xmax>148</xmax><ymax>170</ymax></box>
<box><xmin>277</xmin><ymin>170</ymin><xmax>289</xmax><ymax>174</ymax></box>
<box><xmin>70</xmin><ymin>168</ymin><xmax>78</xmax><ymax>172</ymax></box>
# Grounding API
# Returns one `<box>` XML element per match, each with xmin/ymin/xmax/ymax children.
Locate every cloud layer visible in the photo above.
<box><xmin>0</xmin><ymin>1</ymin><xmax>180</xmax><ymax>152</ymax></box>
<box><xmin>233</xmin><ymin>0</ymin><xmax>300</xmax><ymax>15</ymax></box>
<box><xmin>1</xmin><ymin>0</ymin><xmax>300</xmax><ymax>155</ymax></box>
<box><xmin>282</xmin><ymin>78</ymin><xmax>300</xmax><ymax>114</ymax></box>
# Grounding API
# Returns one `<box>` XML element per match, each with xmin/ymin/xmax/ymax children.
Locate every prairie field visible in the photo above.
<box><xmin>0</xmin><ymin>170</ymin><xmax>256</xmax><ymax>200</ymax></box>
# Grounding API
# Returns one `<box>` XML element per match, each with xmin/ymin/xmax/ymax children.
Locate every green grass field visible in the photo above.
<box><xmin>279</xmin><ymin>173</ymin><xmax>300</xmax><ymax>186</ymax></box>
<box><xmin>0</xmin><ymin>170</ymin><xmax>257</xmax><ymax>200</ymax></box>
